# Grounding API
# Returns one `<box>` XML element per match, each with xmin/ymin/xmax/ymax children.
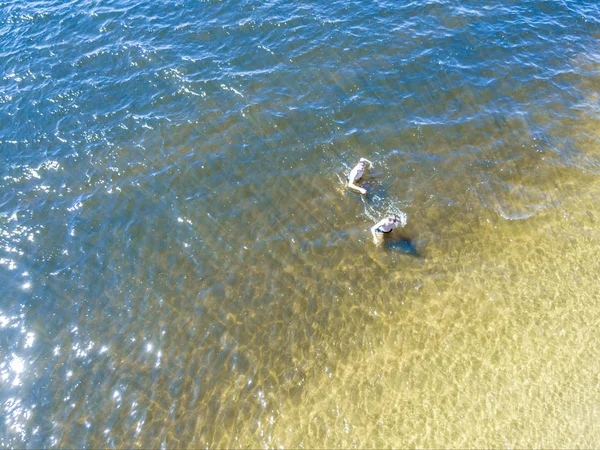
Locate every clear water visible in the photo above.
<box><xmin>1</xmin><ymin>0</ymin><xmax>600</xmax><ymax>447</ymax></box>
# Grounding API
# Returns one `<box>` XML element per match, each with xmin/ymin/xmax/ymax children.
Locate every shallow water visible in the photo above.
<box><xmin>1</xmin><ymin>0</ymin><xmax>600</xmax><ymax>447</ymax></box>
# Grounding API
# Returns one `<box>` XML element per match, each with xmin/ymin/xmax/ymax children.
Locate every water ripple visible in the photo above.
<box><xmin>1</xmin><ymin>0</ymin><xmax>600</xmax><ymax>447</ymax></box>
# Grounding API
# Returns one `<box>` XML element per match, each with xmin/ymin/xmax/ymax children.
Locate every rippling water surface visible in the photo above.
<box><xmin>1</xmin><ymin>0</ymin><xmax>600</xmax><ymax>447</ymax></box>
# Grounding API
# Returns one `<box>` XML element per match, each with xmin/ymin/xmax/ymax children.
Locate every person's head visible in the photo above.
<box><xmin>389</xmin><ymin>215</ymin><xmax>399</xmax><ymax>224</ymax></box>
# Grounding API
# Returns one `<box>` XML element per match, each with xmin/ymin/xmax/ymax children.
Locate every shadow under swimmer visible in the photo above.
<box><xmin>382</xmin><ymin>234</ymin><xmax>420</xmax><ymax>257</ymax></box>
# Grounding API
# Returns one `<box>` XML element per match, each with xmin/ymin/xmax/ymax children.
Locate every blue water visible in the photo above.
<box><xmin>1</xmin><ymin>0</ymin><xmax>600</xmax><ymax>447</ymax></box>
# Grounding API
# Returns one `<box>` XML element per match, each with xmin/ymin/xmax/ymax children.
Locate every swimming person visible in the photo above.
<box><xmin>371</xmin><ymin>215</ymin><xmax>401</xmax><ymax>244</ymax></box>
<box><xmin>347</xmin><ymin>157</ymin><xmax>373</xmax><ymax>194</ymax></box>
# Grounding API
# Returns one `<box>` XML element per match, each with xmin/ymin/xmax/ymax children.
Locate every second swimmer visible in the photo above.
<box><xmin>370</xmin><ymin>215</ymin><xmax>401</xmax><ymax>244</ymax></box>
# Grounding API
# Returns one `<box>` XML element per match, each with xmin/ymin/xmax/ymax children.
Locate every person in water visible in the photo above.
<box><xmin>347</xmin><ymin>157</ymin><xmax>373</xmax><ymax>194</ymax></box>
<box><xmin>371</xmin><ymin>215</ymin><xmax>401</xmax><ymax>244</ymax></box>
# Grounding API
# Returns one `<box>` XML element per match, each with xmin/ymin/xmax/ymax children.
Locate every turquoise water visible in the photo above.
<box><xmin>1</xmin><ymin>0</ymin><xmax>600</xmax><ymax>447</ymax></box>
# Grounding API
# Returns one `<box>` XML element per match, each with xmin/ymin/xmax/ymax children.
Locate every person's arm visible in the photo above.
<box><xmin>371</xmin><ymin>221</ymin><xmax>383</xmax><ymax>244</ymax></box>
<box><xmin>359</xmin><ymin>157</ymin><xmax>373</xmax><ymax>166</ymax></box>
<box><xmin>348</xmin><ymin>180</ymin><xmax>367</xmax><ymax>195</ymax></box>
